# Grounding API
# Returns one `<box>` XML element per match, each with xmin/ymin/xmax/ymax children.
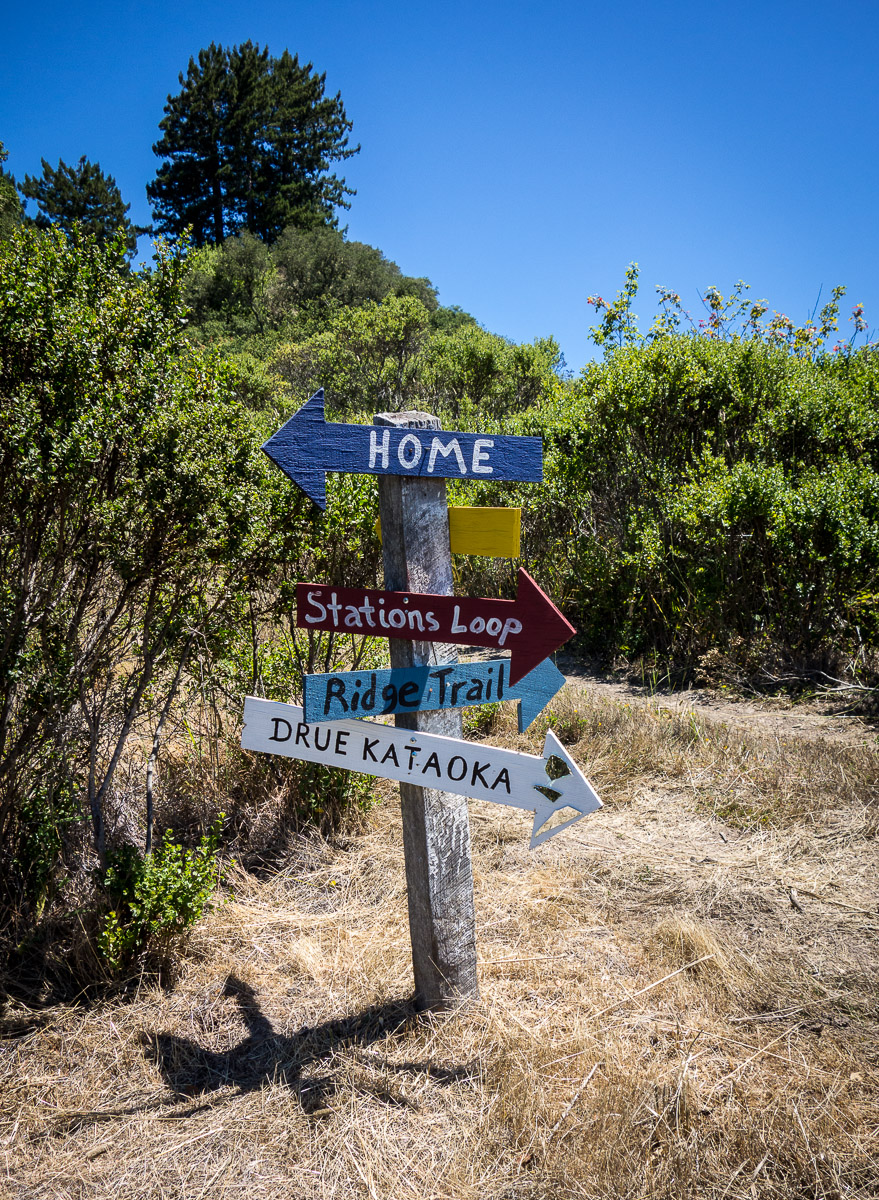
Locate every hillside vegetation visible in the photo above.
<box><xmin>1</xmin><ymin>222</ymin><xmax>878</xmax><ymax>984</ymax></box>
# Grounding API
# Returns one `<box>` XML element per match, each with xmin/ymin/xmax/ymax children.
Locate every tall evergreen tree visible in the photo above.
<box><xmin>147</xmin><ymin>42</ymin><xmax>358</xmax><ymax>246</ymax></box>
<box><xmin>19</xmin><ymin>156</ymin><xmax>141</xmax><ymax>254</ymax></box>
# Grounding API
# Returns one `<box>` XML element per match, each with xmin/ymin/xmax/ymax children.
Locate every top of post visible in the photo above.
<box><xmin>374</xmin><ymin>411</ymin><xmax>441</xmax><ymax>430</ymax></box>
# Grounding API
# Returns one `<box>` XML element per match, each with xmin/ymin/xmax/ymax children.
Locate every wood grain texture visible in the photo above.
<box><xmin>375</xmin><ymin>507</ymin><xmax>522</xmax><ymax>557</ymax></box>
<box><xmin>374</xmin><ymin>410</ymin><xmax>479</xmax><ymax>1010</ymax></box>
<box><xmin>302</xmin><ymin>655</ymin><xmax>565</xmax><ymax>731</ymax></box>
<box><xmin>261</xmin><ymin>389</ymin><xmax>543</xmax><ymax>508</ymax></box>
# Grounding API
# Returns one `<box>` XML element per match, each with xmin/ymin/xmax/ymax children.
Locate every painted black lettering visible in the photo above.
<box><xmin>430</xmin><ymin>666</ymin><xmax>454</xmax><ymax>704</ymax></box>
<box><xmin>470</xmin><ymin>760</ymin><xmax>491</xmax><ymax>787</ymax></box>
<box><xmin>421</xmin><ymin>752</ymin><xmax>442</xmax><ymax>777</ymax></box>
<box><xmin>491</xmin><ymin>768</ymin><xmax>511</xmax><ymax>793</ymax></box>
<box><xmin>314</xmin><ymin>726</ymin><xmax>331</xmax><ymax>751</ymax></box>
<box><xmin>295</xmin><ymin>722</ymin><xmax>310</xmax><ymax>747</ymax></box>
<box><xmin>451</xmin><ymin>680</ymin><xmax>468</xmax><ymax>705</ymax></box>
<box><xmin>447</xmin><ymin>755</ymin><xmax>468</xmax><ymax>781</ymax></box>
<box><xmin>361</xmin><ymin>675</ymin><xmax>377</xmax><ymax>711</ymax></box>
<box><xmin>362</xmin><ymin>737</ymin><xmax>379</xmax><ymax>762</ymax></box>
<box><xmin>270</xmin><ymin>718</ymin><xmax>292</xmax><ymax>742</ymax></box>
<box><xmin>334</xmin><ymin>730</ymin><xmax>350</xmax><ymax>755</ymax></box>
<box><xmin>381</xmin><ymin>743</ymin><xmax>400</xmax><ymax>767</ymax></box>
<box><xmin>399</xmin><ymin>681</ymin><xmax>420</xmax><ymax>707</ymax></box>
<box><xmin>465</xmin><ymin>680</ymin><xmax>483</xmax><ymax>702</ymax></box>
<box><xmin>325</xmin><ymin>677</ymin><xmax>347</xmax><ymax>716</ymax></box>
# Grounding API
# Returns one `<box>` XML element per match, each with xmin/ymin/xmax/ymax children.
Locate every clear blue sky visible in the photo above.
<box><xmin>2</xmin><ymin>0</ymin><xmax>876</xmax><ymax>370</ymax></box>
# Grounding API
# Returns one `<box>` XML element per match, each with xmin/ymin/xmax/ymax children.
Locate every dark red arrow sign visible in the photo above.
<box><xmin>295</xmin><ymin>567</ymin><xmax>575</xmax><ymax>686</ymax></box>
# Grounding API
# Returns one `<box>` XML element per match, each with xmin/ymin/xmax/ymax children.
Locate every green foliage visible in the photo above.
<box><xmin>0</xmin><ymin>139</ymin><xmax>23</xmax><ymax>240</ymax></box>
<box><xmin>97</xmin><ymin>818</ymin><xmax>224</xmax><ymax>974</ymax></box>
<box><xmin>511</xmin><ymin>334</ymin><xmax>879</xmax><ymax>670</ymax></box>
<box><xmin>0</xmin><ymin>223</ymin><xmax>278</xmax><ymax>921</ymax></box>
<box><xmin>271</xmin><ymin>293</ymin><xmax>559</xmax><ymax>422</ymax></box>
<box><xmin>590</xmin><ymin>264</ymin><xmax>874</xmax><ymax>360</ymax></box>
<box><xmin>183</xmin><ymin>225</ymin><xmax>439</xmax><ymax>346</ymax></box>
<box><xmin>148</xmin><ymin>41</ymin><xmax>358</xmax><ymax>245</ymax></box>
<box><xmin>586</xmin><ymin>262</ymin><xmax>642</xmax><ymax>352</ymax></box>
<box><xmin>19</xmin><ymin>155</ymin><xmax>143</xmax><ymax>256</ymax></box>
<box><xmin>272</xmin><ymin>225</ymin><xmax>437</xmax><ymax>315</ymax></box>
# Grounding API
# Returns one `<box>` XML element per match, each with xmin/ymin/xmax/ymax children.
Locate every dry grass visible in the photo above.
<box><xmin>2</xmin><ymin>683</ymin><xmax>878</xmax><ymax>1199</ymax></box>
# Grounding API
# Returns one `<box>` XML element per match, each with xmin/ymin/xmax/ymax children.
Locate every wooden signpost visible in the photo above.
<box><xmin>295</xmin><ymin>569</ymin><xmax>574</xmax><ymax>685</ymax></box>
<box><xmin>262</xmin><ymin>388</ymin><xmax>543</xmax><ymax>509</ymax></box>
<box><xmin>245</xmin><ymin>392</ymin><xmax>603</xmax><ymax>1009</ymax></box>
<box><xmin>302</xmin><ymin>656</ymin><xmax>565</xmax><ymax>733</ymax></box>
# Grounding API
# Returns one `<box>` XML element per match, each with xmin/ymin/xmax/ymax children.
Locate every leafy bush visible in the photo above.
<box><xmin>97</xmin><ymin>818</ymin><xmax>224</xmax><ymax>975</ymax></box>
<box><xmin>461</xmin><ymin>330</ymin><xmax>879</xmax><ymax>678</ymax></box>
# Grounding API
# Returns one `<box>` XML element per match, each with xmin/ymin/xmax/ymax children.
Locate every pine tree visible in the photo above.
<box><xmin>19</xmin><ymin>156</ymin><xmax>142</xmax><ymax>254</ymax></box>
<box><xmin>147</xmin><ymin>42</ymin><xmax>358</xmax><ymax>246</ymax></box>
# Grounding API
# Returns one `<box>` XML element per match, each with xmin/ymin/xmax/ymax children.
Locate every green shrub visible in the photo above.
<box><xmin>458</xmin><ymin>333</ymin><xmax>879</xmax><ymax>676</ymax></box>
<box><xmin>97</xmin><ymin>818</ymin><xmax>225</xmax><ymax>975</ymax></box>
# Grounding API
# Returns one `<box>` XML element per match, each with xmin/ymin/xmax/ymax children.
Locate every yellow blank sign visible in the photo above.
<box><xmin>375</xmin><ymin>507</ymin><xmax>521</xmax><ymax>557</ymax></box>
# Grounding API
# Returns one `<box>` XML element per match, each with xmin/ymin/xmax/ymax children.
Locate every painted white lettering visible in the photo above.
<box><xmin>425</xmin><ymin>612</ymin><xmax>440</xmax><ymax>632</ymax></box>
<box><xmin>498</xmin><ymin>616</ymin><xmax>523</xmax><ymax>646</ymax></box>
<box><xmin>397</xmin><ymin>433</ymin><xmax>423</xmax><ymax>469</ymax></box>
<box><xmin>304</xmin><ymin>590</ymin><xmax>326</xmax><ymax>624</ymax></box>
<box><xmin>369</xmin><ymin>428</ymin><xmax>390</xmax><ymax>469</ymax></box>
<box><xmin>472</xmin><ymin>439</ymin><xmax>494</xmax><ymax>474</ymax></box>
<box><xmin>485</xmin><ymin>617</ymin><xmax>502</xmax><ymax>637</ymax></box>
<box><xmin>326</xmin><ymin>592</ymin><xmax>342</xmax><ymax>625</ymax></box>
<box><xmin>387</xmin><ymin>608</ymin><xmax>407</xmax><ymax>628</ymax></box>
<box><xmin>427</xmin><ymin>437</ymin><xmax>467</xmax><ymax>475</ymax></box>
<box><xmin>360</xmin><ymin>598</ymin><xmax>376</xmax><ymax>627</ymax></box>
<box><xmin>451</xmin><ymin>605</ymin><xmax>467</xmax><ymax>634</ymax></box>
<box><xmin>344</xmin><ymin>605</ymin><xmax>363</xmax><ymax>628</ymax></box>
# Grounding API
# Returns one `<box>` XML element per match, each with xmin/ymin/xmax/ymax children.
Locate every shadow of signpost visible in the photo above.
<box><xmin>141</xmin><ymin>976</ymin><xmax>473</xmax><ymax>1114</ymax></box>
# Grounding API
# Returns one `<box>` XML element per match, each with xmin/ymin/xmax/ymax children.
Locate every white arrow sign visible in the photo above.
<box><xmin>241</xmin><ymin>697</ymin><xmax>602</xmax><ymax>848</ymax></box>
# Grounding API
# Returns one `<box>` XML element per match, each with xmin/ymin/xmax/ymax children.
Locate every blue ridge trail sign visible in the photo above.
<box><xmin>262</xmin><ymin>388</ymin><xmax>543</xmax><ymax>509</ymax></box>
<box><xmin>242</xmin><ymin>698</ymin><xmax>602</xmax><ymax>849</ymax></box>
<box><xmin>302</xmin><ymin>656</ymin><xmax>565</xmax><ymax>734</ymax></box>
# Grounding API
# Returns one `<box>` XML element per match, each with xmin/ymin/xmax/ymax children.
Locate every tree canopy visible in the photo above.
<box><xmin>147</xmin><ymin>42</ymin><xmax>358</xmax><ymax>246</ymax></box>
<box><xmin>19</xmin><ymin>155</ymin><xmax>141</xmax><ymax>254</ymax></box>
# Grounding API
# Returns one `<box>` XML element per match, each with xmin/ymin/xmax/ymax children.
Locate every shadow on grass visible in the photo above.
<box><xmin>140</xmin><ymin>976</ymin><xmax>474</xmax><ymax>1115</ymax></box>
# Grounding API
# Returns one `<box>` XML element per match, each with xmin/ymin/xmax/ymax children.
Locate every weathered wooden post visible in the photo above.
<box><xmin>373</xmin><ymin>410</ymin><xmax>479</xmax><ymax>1009</ymax></box>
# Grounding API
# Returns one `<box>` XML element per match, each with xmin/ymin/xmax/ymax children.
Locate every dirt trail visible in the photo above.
<box><xmin>559</xmin><ymin>661</ymin><xmax>879</xmax><ymax>750</ymax></box>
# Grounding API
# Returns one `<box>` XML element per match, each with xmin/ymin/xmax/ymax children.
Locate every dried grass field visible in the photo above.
<box><xmin>2</xmin><ymin>683</ymin><xmax>878</xmax><ymax>1199</ymax></box>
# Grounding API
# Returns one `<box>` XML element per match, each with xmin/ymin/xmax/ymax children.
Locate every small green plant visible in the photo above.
<box><xmin>464</xmin><ymin>702</ymin><xmax>502</xmax><ymax>737</ymax></box>
<box><xmin>97</xmin><ymin>817</ymin><xmax>225</xmax><ymax>975</ymax></box>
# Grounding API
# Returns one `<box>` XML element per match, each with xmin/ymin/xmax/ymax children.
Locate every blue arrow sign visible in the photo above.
<box><xmin>262</xmin><ymin>389</ymin><xmax>543</xmax><ymax>509</ymax></box>
<box><xmin>302</xmin><ymin>656</ymin><xmax>565</xmax><ymax>732</ymax></box>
